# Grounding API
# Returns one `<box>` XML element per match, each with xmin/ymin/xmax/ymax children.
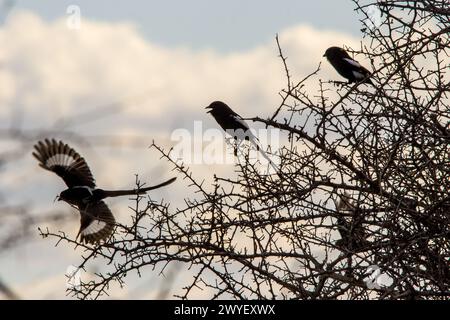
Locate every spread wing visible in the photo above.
<box><xmin>32</xmin><ymin>139</ymin><xmax>96</xmax><ymax>188</ymax></box>
<box><xmin>77</xmin><ymin>201</ymin><xmax>115</xmax><ymax>244</ymax></box>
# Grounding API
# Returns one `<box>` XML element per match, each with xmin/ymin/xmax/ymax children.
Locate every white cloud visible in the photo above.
<box><xmin>0</xmin><ymin>11</ymin><xmax>361</xmax><ymax>126</ymax></box>
<box><xmin>0</xmin><ymin>9</ymin><xmax>364</xmax><ymax>203</ymax></box>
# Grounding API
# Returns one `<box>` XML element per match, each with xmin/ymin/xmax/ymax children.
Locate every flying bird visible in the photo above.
<box><xmin>323</xmin><ymin>46</ymin><xmax>373</xmax><ymax>85</ymax></box>
<box><xmin>205</xmin><ymin>101</ymin><xmax>278</xmax><ymax>172</ymax></box>
<box><xmin>33</xmin><ymin>139</ymin><xmax>176</xmax><ymax>244</ymax></box>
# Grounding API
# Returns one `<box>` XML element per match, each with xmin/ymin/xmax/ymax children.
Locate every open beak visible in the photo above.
<box><xmin>54</xmin><ymin>195</ymin><xmax>60</xmax><ymax>203</ymax></box>
<box><xmin>205</xmin><ymin>106</ymin><xmax>212</xmax><ymax>113</ymax></box>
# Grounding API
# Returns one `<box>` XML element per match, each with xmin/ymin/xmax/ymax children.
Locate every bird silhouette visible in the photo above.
<box><xmin>206</xmin><ymin>101</ymin><xmax>279</xmax><ymax>173</ymax></box>
<box><xmin>33</xmin><ymin>139</ymin><xmax>176</xmax><ymax>244</ymax></box>
<box><xmin>323</xmin><ymin>46</ymin><xmax>373</xmax><ymax>85</ymax></box>
<box><xmin>334</xmin><ymin>192</ymin><xmax>367</xmax><ymax>250</ymax></box>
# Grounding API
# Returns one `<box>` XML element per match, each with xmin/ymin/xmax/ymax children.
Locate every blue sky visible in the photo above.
<box><xmin>10</xmin><ymin>0</ymin><xmax>361</xmax><ymax>51</ymax></box>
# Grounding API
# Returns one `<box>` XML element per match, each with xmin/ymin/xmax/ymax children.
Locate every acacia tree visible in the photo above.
<box><xmin>41</xmin><ymin>0</ymin><xmax>449</xmax><ymax>300</ymax></box>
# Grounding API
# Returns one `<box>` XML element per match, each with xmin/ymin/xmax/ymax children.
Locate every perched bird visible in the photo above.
<box><xmin>333</xmin><ymin>192</ymin><xmax>367</xmax><ymax>251</ymax></box>
<box><xmin>206</xmin><ymin>101</ymin><xmax>278</xmax><ymax>172</ymax></box>
<box><xmin>33</xmin><ymin>139</ymin><xmax>176</xmax><ymax>244</ymax></box>
<box><xmin>206</xmin><ymin>101</ymin><xmax>255</xmax><ymax>154</ymax></box>
<box><xmin>323</xmin><ymin>46</ymin><xmax>373</xmax><ymax>85</ymax></box>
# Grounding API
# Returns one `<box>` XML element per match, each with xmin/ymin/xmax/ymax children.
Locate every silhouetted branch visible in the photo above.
<box><xmin>36</xmin><ymin>0</ymin><xmax>450</xmax><ymax>300</ymax></box>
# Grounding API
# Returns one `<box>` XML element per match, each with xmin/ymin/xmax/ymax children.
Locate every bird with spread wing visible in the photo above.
<box><xmin>33</xmin><ymin>139</ymin><xmax>176</xmax><ymax>244</ymax></box>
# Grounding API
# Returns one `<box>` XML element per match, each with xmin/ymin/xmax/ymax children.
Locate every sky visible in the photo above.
<box><xmin>10</xmin><ymin>0</ymin><xmax>361</xmax><ymax>51</ymax></box>
<box><xmin>0</xmin><ymin>0</ymin><xmax>368</xmax><ymax>299</ymax></box>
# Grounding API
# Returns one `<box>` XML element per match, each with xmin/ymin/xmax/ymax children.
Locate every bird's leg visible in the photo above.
<box><xmin>233</xmin><ymin>137</ymin><xmax>241</xmax><ymax>157</ymax></box>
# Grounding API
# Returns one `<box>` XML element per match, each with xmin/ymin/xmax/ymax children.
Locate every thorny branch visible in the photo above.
<box><xmin>38</xmin><ymin>0</ymin><xmax>449</xmax><ymax>300</ymax></box>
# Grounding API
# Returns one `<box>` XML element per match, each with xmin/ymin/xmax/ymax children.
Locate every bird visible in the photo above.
<box><xmin>32</xmin><ymin>139</ymin><xmax>176</xmax><ymax>244</ymax></box>
<box><xmin>323</xmin><ymin>46</ymin><xmax>373</xmax><ymax>85</ymax></box>
<box><xmin>205</xmin><ymin>101</ymin><xmax>279</xmax><ymax>172</ymax></box>
<box><xmin>206</xmin><ymin>101</ymin><xmax>255</xmax><ymax>154</ymax></box>
<box><xmin>333</xmin><ymin>192</ymin><xmax>367</xmax><ymax>251</ymax></box>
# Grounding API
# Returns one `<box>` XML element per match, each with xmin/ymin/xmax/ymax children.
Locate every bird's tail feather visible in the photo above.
<box><xmin>102</xmin><ymin>177</ymin><xmax>176</xmax><ymax>197</ymax></box>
